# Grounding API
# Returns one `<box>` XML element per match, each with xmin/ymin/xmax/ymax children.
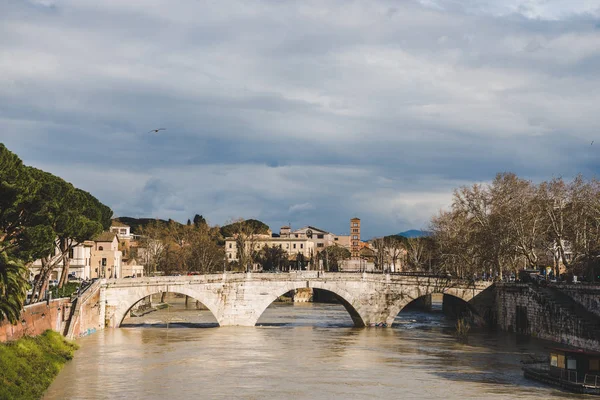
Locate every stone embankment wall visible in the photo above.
<box><xmin>495</xmin><ymin>283</ymin><xmax>600</xmax><ymax>351</ymax></box>
<box><xmin>0</xmin><ymin>298</ymin><xmax>71</xmax><ymax>342</ymax></box>
<box><xmin>67</xmin><ymin>281</ymin><xmax>104</xmax><ymax>339</ymax></box>
<box><xmin>556</xmin><ymin>285</ymin><xmax>600</xmax><ymax>318</ymax></box>
<box><xmin>0</xmin><ymin>281</ymin><xmax>105</xmax><ymax>343</ymax></box>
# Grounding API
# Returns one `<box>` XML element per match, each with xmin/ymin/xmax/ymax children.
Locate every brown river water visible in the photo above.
<box><xmin>44</xmin><ymin>299</ymin><xmax>593</xmax><ymax>400</ymax></box>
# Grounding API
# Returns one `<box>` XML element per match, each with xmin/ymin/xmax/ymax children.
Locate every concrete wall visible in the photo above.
<box><xmin>495</xmin><ymin>284</ymin><xmax>600</xmax><ymax>351</ymax></box>
<box><xmin>0</xmin><ymin>298</ymin><xmax>71</xmax><ymax>342</ymax></box>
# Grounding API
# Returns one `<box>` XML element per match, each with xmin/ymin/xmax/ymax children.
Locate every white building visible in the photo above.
<box><xmin>110</xmin><ymin>220</ymin><xmax>133</xmax><ymax>240</ymax></box>
<box><xmin>30</xmin><ymin>240</ymin><xmax>94</xmax><ymax>282</ymax></box>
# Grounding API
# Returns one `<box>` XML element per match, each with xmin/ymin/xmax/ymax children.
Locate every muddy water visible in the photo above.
<box><xmin>44</xmin><ymin>300</ymin><xmax>592</xmax><ymax>399</ymax></box>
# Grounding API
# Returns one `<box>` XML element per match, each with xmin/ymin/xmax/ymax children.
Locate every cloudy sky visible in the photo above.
<box><xmin>1</xmin><ymin>0</ymin><xmax>600</xmax><ymax>238</ymax></box>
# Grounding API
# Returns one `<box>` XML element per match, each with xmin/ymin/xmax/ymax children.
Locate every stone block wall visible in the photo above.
<box><xmin>555</xmin><ymin>284</ymin><xmax>600</xmax><ymax>318</ymax></box>
<box><xmin>495</xmin><ymin>284</ymin><xmax>599</xmax><ymax>351</ymax></box>
<box><xmin>0</xmin><ymin>298</ymin><xmax>71</xmax><ymax>342</ymax></box>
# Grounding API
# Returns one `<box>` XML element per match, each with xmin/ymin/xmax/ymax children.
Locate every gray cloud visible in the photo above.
<box><xmin>1</xmin><ymin>0</ymin><xmax>599</xmax><ymax>238</ymax></box>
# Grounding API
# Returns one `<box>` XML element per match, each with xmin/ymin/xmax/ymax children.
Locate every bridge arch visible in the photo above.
<box><xmin>252</xmin><ymin>281</ymin><xmax>366</xmax><ymax>327</ymax></box>
<box><xmin>384</xmin><ymin>286</ymin><xmax>479</xmax><ymax>326</ymax></box>
<box><xmin>110</xmin><ymin>285</ymin><xmax>221</xmax><ymax>328</ymax></box>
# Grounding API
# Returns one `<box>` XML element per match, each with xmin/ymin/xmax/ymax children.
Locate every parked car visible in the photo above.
<box><xmin>49</xmin><ymin>280</ymin><xmax>58</xmax><ymax>287</ymax></box>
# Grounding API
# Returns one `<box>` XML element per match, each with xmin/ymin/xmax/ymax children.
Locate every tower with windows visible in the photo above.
<box><xmin>350</xmin><ymin>217</ymin><xmax>361</xmax><ymax>259</ymax></box>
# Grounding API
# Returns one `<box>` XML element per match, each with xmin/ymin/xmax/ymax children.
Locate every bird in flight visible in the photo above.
<box><xmin>148</xmin><ymin>128</ymin><xmax>166</xmax><ymax>133</ymax></box>
<box><xmin>591</xmin><ymin>141</ymin><xmax>594</xmax><ymax>146</ymax></box>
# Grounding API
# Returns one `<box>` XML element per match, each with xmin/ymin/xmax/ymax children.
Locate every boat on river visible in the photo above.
<box><xmin>522</xmin><ymin>347</ymin><xmax>600</xmax><ymax>395</ymax></box>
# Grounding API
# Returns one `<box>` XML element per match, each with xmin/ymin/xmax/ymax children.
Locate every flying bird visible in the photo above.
<box><xmin>591</xmin><ymin>141</ymin><xmax>594</xmax><ymax>146</ymax></box>
<box><xmin>148</xmin><ymin>128</ymin><xmax>166</xmax><ymax>134</ymax></box>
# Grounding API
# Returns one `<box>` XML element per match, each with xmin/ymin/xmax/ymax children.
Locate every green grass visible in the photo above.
<box><xmin>0</xmin><ymin>330</ymin><xmax>78</xmax><ymax>400</ymax></box>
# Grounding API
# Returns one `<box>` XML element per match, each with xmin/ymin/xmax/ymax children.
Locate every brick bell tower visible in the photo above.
<box><xmin>350</xmin><ymin>217</ymin><xmax>361</xmax><ymax>259</ymax></box>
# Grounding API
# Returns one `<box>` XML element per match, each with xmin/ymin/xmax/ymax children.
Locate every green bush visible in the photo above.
<box><xmin>50</xmin><ymin>282</ymin><xmax>80</xmax><ymax>299</ymax></box>
<box><xmin>0</xmin><ymin>330</ymin><xmax>78</xmax><ymax>400</ymax></box>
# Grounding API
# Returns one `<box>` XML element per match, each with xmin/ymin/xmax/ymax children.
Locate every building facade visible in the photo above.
<box><xmin>225</xmin><ymin>233</ymin><xmax>315</xmax><ymax>269</ymax></box>
<box><xmin>89</xmin><ymin>232</ymin><xmax>122</xmax><ymax>279</ymax></box>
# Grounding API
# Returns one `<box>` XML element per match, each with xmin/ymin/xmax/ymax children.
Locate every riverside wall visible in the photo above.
<box><xmin>0</xmin><ymin>281</ymin><xmax>105</xmax><ymax>342</ymax></box>
<box><xmin>555</xmin><ymin>284</ymin><xmax>600</xmax><ymax>318</ymax></box>
<box><xmin>494</xmin><ymin>283</ymin><xmax>600</xmax><ymax>351</ymax></box>
<box><xmin>0</xmin><ymin>298</ymin><xmax>71</xmax><ymax>342</ymax></box>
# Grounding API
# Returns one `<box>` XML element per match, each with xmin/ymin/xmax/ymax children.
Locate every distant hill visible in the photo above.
<box><xmin>113</xmin><ymin>217</ymin><xmax>181</xmax><ymax>234</ymax></box>
<box><xmin>220</xmin><ymin>219</ymin><xmax>270</xmax><ymax>238</ymax></box>
<box><xmin>397</xmin><ymin>229</ymin><xmax>430</xmax><ymax>238</ymax></box>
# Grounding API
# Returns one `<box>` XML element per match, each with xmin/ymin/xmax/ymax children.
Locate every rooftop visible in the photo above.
<box><xmin>110</xmin><ymin>220</ymin><xmax>130</xmax><ymax>228</ymax></box>
<box><xmin>94</xmin><ymin>231</ymin><xmax>117</xmax><ymax>242</ymax></box>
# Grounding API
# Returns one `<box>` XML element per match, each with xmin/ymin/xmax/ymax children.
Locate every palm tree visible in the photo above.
<box><xmin>0</xmin><ymin>252</ymin><xmax>28</xmax><ymax>323</ymax></box>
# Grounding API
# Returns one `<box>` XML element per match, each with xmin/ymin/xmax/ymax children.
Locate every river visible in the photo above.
<box><xmin>44</xmin><ymin>299</ymin><xmax>592</xmax><ymax>399</ymax></box>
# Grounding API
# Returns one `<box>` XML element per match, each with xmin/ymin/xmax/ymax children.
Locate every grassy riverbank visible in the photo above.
<box><xmin>0</xmin><ymin>330</ymin><xmax>78</xmax><ymax>400</ymax></box>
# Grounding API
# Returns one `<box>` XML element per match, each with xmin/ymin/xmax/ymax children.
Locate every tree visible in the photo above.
<box><xmin>318</xmin><ymin>245</ymin><xmax>350</xmax><ymax>272</ymax></box>
<box><xmin>27</xmin><ymin>169</ymin><xmax>110</xmax><ymax>299</ymax></box>
<box><xmin>383</xmin><ymin>235</ymin><xmax>404</xmax><ymax>272</ymax></box>
<box><xmin>0</xmin><ymin>251</ymin><xmax>28</xmax><ymax>323</ymax></box>
<box><xmin>0</xmin><ymin>144</ymin><xmax>111</xmax><ymax>314</ymax></box>
<box><xmin>138</xmin><ymin>221</ymin><xmax>167</xmax><ymax>276</ymax></box>
<box><xmin>227</xmin><ymin>218</ymin><xmax>262</xmax><ymax>272</ymax></box>
<box><xmin>404</xmin><ymin>237</ymin><xmax>434</xmax><ymax>272</ymax></box>
<box><xmin>193</xmin><ymin>214</ymin><xmax>207</xmax><ymax>228</ymax></box>
<box><xmin>257</xmin><ymin>245</ymin><xmax>288</xmax><ymax>271</ymax></box>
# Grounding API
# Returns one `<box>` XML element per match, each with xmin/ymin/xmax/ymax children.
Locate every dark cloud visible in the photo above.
<box><xmin>1</xmin><ymin>0</ymin><xmax>599</xmax><ymax>238</ymax></box>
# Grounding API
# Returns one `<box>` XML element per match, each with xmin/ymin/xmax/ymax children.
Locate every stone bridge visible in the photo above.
<box><xmin>100</xmin><ymin>272</ymin><xmax>492</xmax><ymax>328</ymax></box>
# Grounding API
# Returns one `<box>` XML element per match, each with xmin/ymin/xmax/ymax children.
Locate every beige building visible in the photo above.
<box><xmin>30</xmin><ymin>232</ymin><xmax>124</xmax><ymax>282</ymax></box>
<box><xmin>225</xmin><ymin>233</ymin><xmax>315</xmax><ymax>269</ymax></box>
<box><xmin>90</xmin><ymin>232</ymin><xmax>122</xmax><ymax>279</ymax></box>
<box><xmin>121</xmin><ymin>257</ymin><xmax>145</xmax><ymax>278</ymax></box>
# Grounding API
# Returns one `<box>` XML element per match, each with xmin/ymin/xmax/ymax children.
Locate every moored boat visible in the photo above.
<box><xmin>522</xmin><ymin>347</ymin><xmax>600</xmax><ymax>395</ymax></box>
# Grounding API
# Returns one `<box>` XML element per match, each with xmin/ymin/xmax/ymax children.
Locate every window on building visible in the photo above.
<box><xmin>317</xmin><ymin>234</ymin><xmax>324</xmax><ymax>239</ymax></box>
<box><xmin>589</xmin><ymin>359</ymin><xmax>599</xmax><ymax>371</ymax></box>
<box><xmin>98</xmin><ymin>246</ymin><xmax>104</xmax><ymax>251</ymax></box>
<box><xmin>295</xmin><ymin>234</ymin><xmax>298</xmax><ymax>238</ymax></box>
<box><xmin>229</xmin><ymin>253</ymin><xmax>232</xmax><ymax>259</ymax></box>
<box><xmin>317</xmin><ymin>243</ymin><xmax>324</xmax><ymax>248</ymax></box>
<box><xmin>69</xmin><ymin>248</ymin><xmax>74</xmax><ymax>259</ymax></box>
<box><xmin>293</xmin><ymin>244</ymin><xmax>296</xmax><ymax>249</ymax></box>
<box><xmin>567</xmin><ymin>359</ymin><xmax>577</xmax><ymax>370</ymax></box>
<box><xmin>120</xmin><ymin>229</ymin><xmax>127</xmax><ymax>234</ymax></box>
<box><xmin>353</xmin><ymin>235</ymin><xmax>358</xmax><ymax>240</ymax></box>
<box><xmin>286</xmin><ymin>244</ymin><xmax>289</xmax><ymax>248</ymax></box>
<box><xmin>558</xmin><ymin>354</ymin><xmax>566</xmax><ymax>369</ymax></box>
<box><xmin>101</xmin><ymin>258</ymin><xmax>107</xmax><ymax>266</ymax></box>
<box><xmin>334</xmin><ymin>238</ymin><xmax>338</xmax><ymax>241</ymax></box>
<box><xmin>300</xmin><ymin>244</ymin><xmax>303</xmax><ymax>249</ymax></box>
<box><xmin>353</xmin><ymin>223</ymin><xmax>358</xmax><ymax>227</ymax></box>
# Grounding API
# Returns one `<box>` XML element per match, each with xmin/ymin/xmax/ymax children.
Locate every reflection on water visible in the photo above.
<box><xmin>44</xmin><ymin>303</ymin><xmax>593</xmax><ymax>400</ymax></box>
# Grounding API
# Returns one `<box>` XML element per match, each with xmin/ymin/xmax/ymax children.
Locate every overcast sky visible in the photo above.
<box><xmin>1</xmin><ymin>0</ymin><xmax>599</xmax><ymax>238</ymax></box>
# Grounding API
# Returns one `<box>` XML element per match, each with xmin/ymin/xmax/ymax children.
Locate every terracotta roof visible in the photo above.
<box><xmin>94</xmin><ymin>231</ymin><xmax>117</xmax><ymax>242</ymax></box>
<box><xmin>110</xmin><ymin>220</ymin><xmax>130</xmax><ymax>228</ymax></box>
